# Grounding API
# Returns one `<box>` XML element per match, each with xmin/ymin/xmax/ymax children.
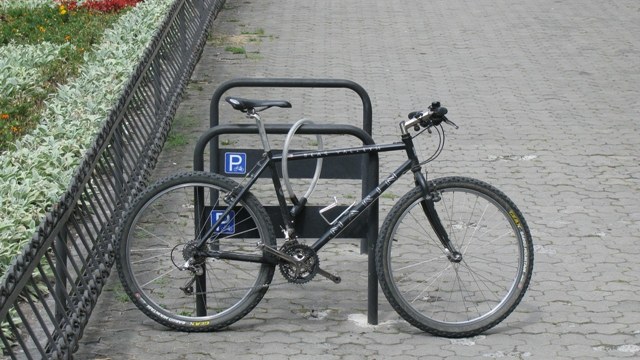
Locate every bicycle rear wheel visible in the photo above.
<box><xmin>116</xmin><ymin>171</ymin><xmax>276</xmax><ymax>331</ymax></box>
<box><xmin>376</xmin><ymin>176</ymin><xmax>533</xmax><ymax>337</ymax></box>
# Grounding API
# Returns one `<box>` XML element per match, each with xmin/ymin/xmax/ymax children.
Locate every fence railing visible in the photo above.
<box><xmin>0</xmin><ymin>0</ymin><xmax>225</xmax><ymax>358</ymax></box>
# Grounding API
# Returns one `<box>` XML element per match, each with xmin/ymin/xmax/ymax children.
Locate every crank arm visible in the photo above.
<box><xmin>317</xmin><ymin>268</ymin><xmax>341</xmax><ymax>284</ymax></box>
<box><xmin>257</xmin><ymin>242</ymin><xmax>299</xmax><ymax>265</ymax></box>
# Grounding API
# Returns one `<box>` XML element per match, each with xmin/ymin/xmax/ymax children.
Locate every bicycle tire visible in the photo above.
<box><xmin>376</xmin><ymin>176</ymin><xmax>533</xmax><ymax>337</ymax></box>
<box><xmin>116</xmin><ymin>171</ymin><xmax>276</xmax><ymax>331</ymax></box>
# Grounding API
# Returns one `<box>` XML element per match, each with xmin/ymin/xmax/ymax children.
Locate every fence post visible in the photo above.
<box><xmin>54</xmin><ymin>229</ymin><xmax>68</xmax><ymax>323</ymax></box>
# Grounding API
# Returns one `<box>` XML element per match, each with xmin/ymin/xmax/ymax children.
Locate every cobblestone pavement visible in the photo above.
<box><xmin>76</xmin><ymin>0</ymin><xmax>640</xmax><ymax>358</ymax></box>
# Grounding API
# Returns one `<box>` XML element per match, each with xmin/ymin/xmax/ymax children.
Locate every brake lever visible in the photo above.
<box><xmin>443</xmin><ymin>117</ymin><xmax>459</xmax><ymax>129</ymax></box>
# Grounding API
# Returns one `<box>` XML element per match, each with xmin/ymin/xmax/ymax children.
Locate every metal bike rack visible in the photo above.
<box><xmin>193</xmin><ymin>78</ymin><xmax>380</xmax><ymax>324</ymax></box>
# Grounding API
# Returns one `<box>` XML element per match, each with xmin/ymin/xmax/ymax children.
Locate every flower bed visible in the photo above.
<box><xmin>0</xmin><ymin>0</ymin><xmax>146</xmax><ymax>148</ymax></box>
<box><xmin>0</xmin><ymin>0</ymin><xmax>174</xmax><ymax>275</ymax></box>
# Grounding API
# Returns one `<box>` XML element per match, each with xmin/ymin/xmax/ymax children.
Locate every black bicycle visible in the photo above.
<box><xmin>115</xmin><ymin>97</ymin><xmax>533</xmax><ymax>338</ymax></box>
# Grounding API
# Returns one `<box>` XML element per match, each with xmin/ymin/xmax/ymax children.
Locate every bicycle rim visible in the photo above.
<box><xmin>118</xmin><ymin>173</ymin><xmax>275</xmax><ymax>330</ymax></box>
<box><xmin>379</xmin><ymin>178</ymin><xmax>532</xmax><ymax>336</ymax></box>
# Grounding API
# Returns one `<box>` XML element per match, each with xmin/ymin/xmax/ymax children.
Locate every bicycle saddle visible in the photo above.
<box><xmin>225</xmin><ymin>96</ymin><xmax>292</xmax><ymax>112</ymax></box>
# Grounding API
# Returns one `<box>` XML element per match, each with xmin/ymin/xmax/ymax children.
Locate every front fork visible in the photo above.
<box><xmin>413</xmin><ymin>170</ymin><xmax>462</xmax><ymax>263</ymax></box>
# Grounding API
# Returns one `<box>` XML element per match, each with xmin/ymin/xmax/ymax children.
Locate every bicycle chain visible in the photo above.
<box><xmin>177</xmin><ymin>241</ymin><xmax>321</xmax><ymax>297</ymax></box>
<box><xmin>183</xmin><ymin>278</ymin><xmax>309</xmax><ymax>297</ymax></box>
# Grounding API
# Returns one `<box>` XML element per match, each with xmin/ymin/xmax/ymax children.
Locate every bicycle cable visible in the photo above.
<box><xmin>281</xmin><ymin>118</ymin><xmax>324</xmax><ymax>205</ymax></box>
<box><xmin>414</xmin><ymin>124</ymin><xmax>446</xmax><ymax>165</ymax></box>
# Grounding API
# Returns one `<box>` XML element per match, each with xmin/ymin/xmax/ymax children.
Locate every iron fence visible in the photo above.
<box><xmin>0</xmin><ymin>0</ymin><xmax>225</xmax><ymax>358</ymax></box>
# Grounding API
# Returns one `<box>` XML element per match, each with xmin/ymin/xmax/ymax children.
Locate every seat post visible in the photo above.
<box><xmin>248</xmin><ymin>110</ymin><xmax>271</xmax><ymax>152</ymax></box>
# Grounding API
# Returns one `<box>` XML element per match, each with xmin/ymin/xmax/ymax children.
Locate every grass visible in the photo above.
<box><xmin>220</xmin><ymin>138</ymin><xmax>237</xmax><ymax>146</ymax></box>
<box><xmin>165</xmin><ymin>114</ymin><xmax>200</xmax><ymax>148</ymax></box>
<box><xmin>212</xmin><ymin>27</ymin><xmax>271</xmax><ymax>60</ymax></box>
<box><xmin>166</xmin><ymin>132</ymin><xmax>188</xmax><ymax>148</ymax></box>
<box><xmin>224</xmin><ymin>45</ymin><xmax>246</xmax><ymax>55</ymax></box>
<box><xmin>0</xmin><ymin>4</ymin><xmax>126</xmax><ymax>151</ymax></box>
<box><xmin>241</xmin><ymin>27</ymin><xmax>264</xmax><ymax>36</ymax></box>
<box><xmin>110</xmin><ymin>282</ymin><xmax>131</xmax><ymax>303</ymax></box>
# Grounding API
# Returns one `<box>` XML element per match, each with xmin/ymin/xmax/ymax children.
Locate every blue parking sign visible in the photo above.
<box><xmin>224</xmin><ymin>152</ymin><xmax>246</xmax><ymax>174</ymax></box>
<box><xmin>210</xmin><ymin>210</ymin><xmax>235</xmax><ymax>234</ymax></box>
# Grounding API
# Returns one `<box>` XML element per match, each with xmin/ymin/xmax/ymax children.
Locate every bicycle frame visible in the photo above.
<box><xmin>196</xmin><ymin>131</ymin><xmax>457</xmax><ymax>263</ymax></box>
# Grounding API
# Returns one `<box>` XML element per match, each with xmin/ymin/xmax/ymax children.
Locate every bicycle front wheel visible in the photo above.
<box><xmin>376</xmin><ymin>177</ymin><xmax>533</xmax><ymax>337</ymax></box>
<box><xmin>116</xmin><ymin>171</ymin><xmax>276</xmax><ymax>331</ymax></box>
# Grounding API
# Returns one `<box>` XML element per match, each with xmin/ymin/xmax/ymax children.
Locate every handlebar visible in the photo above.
<box><xmin>400</xmin><ymin>102</ymin><xmax>457</xmax><ymax>135</ymax></box>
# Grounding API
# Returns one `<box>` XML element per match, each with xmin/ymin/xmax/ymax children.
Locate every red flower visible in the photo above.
<box><xmin>81</xmin><ymin>0</ymin><xmax>143</xmax><ymax>12</ymax></box>
<box><xmin>55</xmin><ymin>1</ymin><xmax>79</xmax><ymax>11</ymax></box>
<box><xmin>56</xmin><ymin>0</ymin><xmax>143</xmax><ymax>13</ymax></box>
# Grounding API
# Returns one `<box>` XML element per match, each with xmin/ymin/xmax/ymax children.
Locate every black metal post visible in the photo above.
<box><xmin>54</xmin><ymin>229</ymin><xmax>68</xmax><ymax>323</ymax></box>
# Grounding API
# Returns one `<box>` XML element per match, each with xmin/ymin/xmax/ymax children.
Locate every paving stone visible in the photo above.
<box><xmin>75</xmin><ymin>0</ymin><xmax>640</xmax><ymax>358</ymax></box>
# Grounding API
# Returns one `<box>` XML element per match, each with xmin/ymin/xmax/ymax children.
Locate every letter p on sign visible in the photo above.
<box><xmin>224</xmin><ymin>152</ymin><xmax>246</xmax><ymax>174</ymax></box>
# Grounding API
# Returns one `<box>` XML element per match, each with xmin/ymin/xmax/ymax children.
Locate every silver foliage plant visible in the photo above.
<box><xmin>0</xmin><ymin>0</ymin><xmax>175</xmax><ymax>275</ymax></box>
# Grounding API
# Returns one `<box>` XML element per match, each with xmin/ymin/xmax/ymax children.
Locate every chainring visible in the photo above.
<box><xmin>278</xmin><ymin>243</ymin><xmax>319</xmax><ymax>284</ymax></box>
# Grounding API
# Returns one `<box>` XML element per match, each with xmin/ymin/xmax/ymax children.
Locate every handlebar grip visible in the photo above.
<box><xmin>425</xmin><ymin>107</ymin><xmax>448</xmax><ymax>127</ymax></box>
<box><xmin>408</xmin><ymin>111</ymin><xmax>422</xmax><ymax>120</ymax></box>
<box><xmin>433</xmin><ymin>107</ymin><xmax>448</xmax><ymax>118</ymax></box>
